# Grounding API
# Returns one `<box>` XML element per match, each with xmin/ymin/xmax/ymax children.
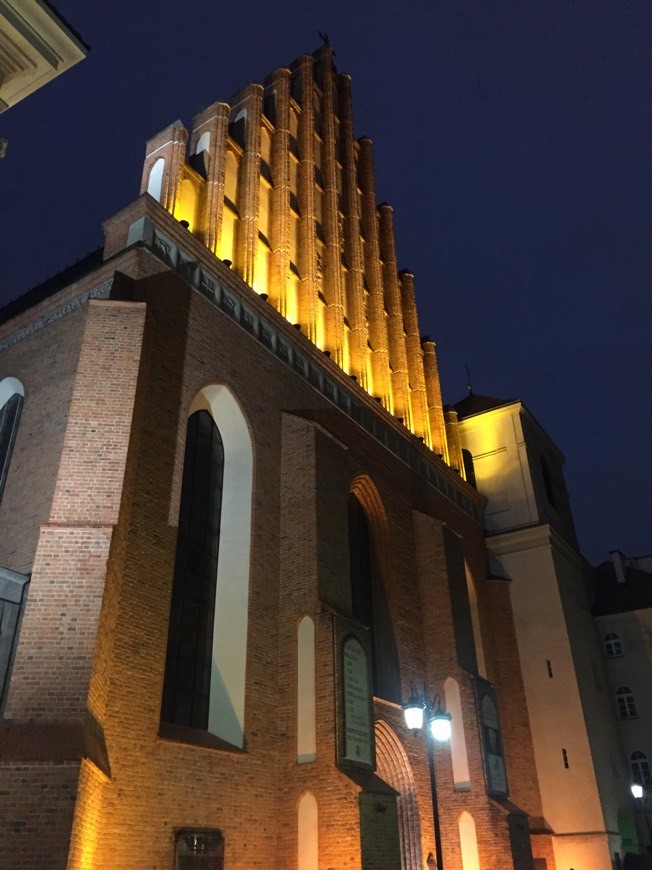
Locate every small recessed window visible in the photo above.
<box><xmin>175</xmin><ymin>829</ymin><xmax>223</xmax><ymax>870</ymax></box>
<box><xmin>546</xmin><ymin>659</ymin><xmax>553</xmax><ymax>678</ymax></box>
<box><xmin>562</xmin><ymin>748</ymin><xmax>569</xmax><ymax>769</ymax></box>
<box><xmin>604</xmin><ymin>633</ymin><xmax>623</xmax><ymax>658</ymax></box>
<box><xmin>616</xmin><ymin>686</ymin><xmax>637</xmax><ymax>719</ymax></box>
<box><xmin>631</xmin><ymin>751</ymin><xmax>652</xmax><ymax>789</ymax></box>
<box><xmin>540</xmin><ymin>454</ymin><xmax>556</xmax><ymax>507</ymax></box>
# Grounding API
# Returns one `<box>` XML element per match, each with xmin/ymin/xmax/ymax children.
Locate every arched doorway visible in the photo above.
<box><xmin>375</xmin><ymin>720</ymin><xmax>423</xmax><ymax>870</ymax></box>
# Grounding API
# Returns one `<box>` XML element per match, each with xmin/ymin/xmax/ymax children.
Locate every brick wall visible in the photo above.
<box><xmin>0</xmin><ymin>245</ymin><xmax>549</xmax><ymax>869</ymax></box>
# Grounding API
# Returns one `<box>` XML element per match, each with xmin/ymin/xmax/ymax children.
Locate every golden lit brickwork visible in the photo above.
<box><xmin>138</xmin><ymin>46</ymin><xmax>458</xmax><ymax>461</ymax></box>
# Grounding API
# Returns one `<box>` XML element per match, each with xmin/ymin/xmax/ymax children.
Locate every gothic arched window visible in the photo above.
<box><xmin>0</xmin><ymin>378</ymin><xmax>24</xmax><ymax>502</ymax></box>
<box><xmin>348</xmin><ymin>491</ymin><xmax>400</xmax><ymax>703</ymax></box>
<box><xmin>161</xmin><ymin>386</ymin><xmax>253</xmax><ymax>747</ymax></box>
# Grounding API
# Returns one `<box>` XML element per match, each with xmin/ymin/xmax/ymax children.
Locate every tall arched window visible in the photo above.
<box><xmin>631</xmin><ymin>752</ymin><xmax>652</xmax><ymax>789</ymax></box>
<box><xmin>616</xmin><ymin>686</ymin><xmax>637</xmax><ymax>719</ymax></box>
<box><xmin>348</xmin><ymin>489</ymin><xmax>400</xmax><ymax>703</ymax></box>
<box><xmin>161</xmin><ymin>386</ymin><xmax>253</xmax><ymax>747</ymax></box>
<box><xmin>162</xmin><ymin>409</ymin><xmax>224</xmax><ymax>731</ymax></box>
<box><xmin>604</xmin><ymin>632</ymin><xmax>623</xmax><ymax>658</ymax></box>
<box><xmin>444</xmin><ymin>677</ymin><xmax>470</xmax><ymax>790</ymax></box>
<box><xmin>0</xmin><ymin>377</ymin><xmax>24</xmax><ymax>501</ymax></box>
<box><xmin>147</xmin><ymin>157</ymin><xmax>165</xmax><ymax>203</ymax></box>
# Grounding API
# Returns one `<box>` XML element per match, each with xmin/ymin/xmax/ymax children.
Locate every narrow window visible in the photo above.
<box><xmin>562</xmin><ymin>748</ymin><xmax>569</xmax><ymax>769</ymax></box>
<box><xmin>546</xmin><ymin>659</ymin><xmax>553</xmax><ymax>678</ymax></box>
<box><xmin>462</xmin><ymin>449</ymin><xmax>476</xmax><ymax>489</ymax></box>
<box><xmin>616</xmin><ymin>686</ymin><xmax>638</xmax><ymax>719</ymax></box>
<box><xmin>263</xmin><ymin>91</ymin><xmax>276</xmax><ymax>126</ymax></box>
<box><xmin>147</xmin><ymin>157</ymin><xmax>165</xmax><ymax>202</ymax></box>
<box><xmin>161</xmin><ymin>387</ymin><xmax>253</xmax><ymax>747</ymax></box>
<box><xmin>631</xmin><ymin>752</ymin><xmax>652</xmax><ymax>789</ymax></box>
<box><xmin>228</xmin><ymin>110</ymin><xmax>246</xmax><ymax>149</ymax></box>
<box><xmin>444</xmin><ymin>677</ymin><xmax>470</xmax><ymax>790</ymax></box>
<box><xmin>297</xmin><ymin>793</ymin><xmax>318</xmax><ymax>870</ymax></box>
<box><xmin>297</xmin><ymin>616</ymin><xmax>316</xmax><ymax>763</ymax></box>
<box><xmin>162</xmin><ymin>411</ymin><xmax>224</xmax><ymax>731</ymax></box>
<box><xmin>0</xmin><ymin>378</ymin><xmax>24</xmax><ymax>501</ymax></box>
<box><xmin>540</xmin><ymin>455</ymin><xmax>556</xmax><ymax>507</ymax></box>
<box><xmin>604</xmin><ymin>632</ymin><xmax>623</xmax><ymax>658</ymax></box>
<box><xmin>348</xmin><ymin>492</ymin><xmax>400</xmax><ymax>703</ymax></box>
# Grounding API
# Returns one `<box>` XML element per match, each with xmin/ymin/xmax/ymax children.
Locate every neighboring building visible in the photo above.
<box><xmin>0</xmin><ymin>43</ymin><xmax>628</xmax><ymax>870</ymax></box>
<box><xmin>594</xmin><ymin>551</ymin><xmax>652</xmax><ymax>856</ymax></box>
<box><xmin>0</xmin><ymin>0</ymin><xmax>87</xmax><ymax>112</ymax></box>
<box><xmin>455</xmin><ymin>392</ymin><xmax>635</xmax><ymax>870</ymax></box>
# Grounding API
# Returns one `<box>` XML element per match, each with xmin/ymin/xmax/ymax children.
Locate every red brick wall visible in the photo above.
<box><xmin>0</xmin><ymin>247</ymin><xmax>549</xmax><ymax>869</ymax></box>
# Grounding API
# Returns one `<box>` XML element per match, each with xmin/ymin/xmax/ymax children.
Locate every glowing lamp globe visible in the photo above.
<box><xmin>403</xmin><ymin>698</ymin><xmax>425</xmax><ymax>731</ymax></box>
<box><xmin>429</xmin><ymin>710</ymin><xmax>452</xmax><ymax>743</ymax></box>
<box><xmin>631</xmin><ymin>783</ymin><xmax>644</xmax><ymax>799</ymax></box>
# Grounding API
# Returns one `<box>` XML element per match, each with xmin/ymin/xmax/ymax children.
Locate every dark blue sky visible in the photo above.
<box><xmin>1</xmin><ymin>1</ymin><xmax>650</xmax><ymax>563</ymax></box>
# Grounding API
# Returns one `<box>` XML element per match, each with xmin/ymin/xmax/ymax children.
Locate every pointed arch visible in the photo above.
<box><xmin>348</xmin><ymin>475</ymin><xmax>400</xmax><ymax>703</ymax></box>
<box><xmin>147</xmin><ymin>157</ymin><xmax>165</xmax><ymax>202</ymax></box>
<box><xmin>162</xmin><ymin>384</ymin><xmax>253</xmax><ymax>748</ymax></box>
<box><xmin>375</xmin><ymin>719</ymin><xmax>423</xmax><ymax>870</ymax></box>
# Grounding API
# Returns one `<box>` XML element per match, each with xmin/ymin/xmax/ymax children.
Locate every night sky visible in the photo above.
<box><xmin>1</xmin><ymin>1</ymin><xmax>650</xmax><ymax>563</ymax></box>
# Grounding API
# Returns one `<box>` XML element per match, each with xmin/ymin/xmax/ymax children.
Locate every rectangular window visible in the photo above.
<box><xmin>175</xmin><ymin>829</ymin><xmax>224</xmax><ymax>870</ymax></box>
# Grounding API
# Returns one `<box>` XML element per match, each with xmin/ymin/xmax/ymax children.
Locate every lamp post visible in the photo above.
<box><xmin>403</xmin><ymin>686</ymin><xmax>452</xmax><ymax>870</ymax></box>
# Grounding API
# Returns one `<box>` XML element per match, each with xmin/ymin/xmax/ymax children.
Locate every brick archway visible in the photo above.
<box><xmin>375</xmin><ymin>719</ymin><xmax>423</xmax><ymax>870</ymax></box>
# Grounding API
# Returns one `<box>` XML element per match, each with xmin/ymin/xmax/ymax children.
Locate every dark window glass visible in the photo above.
<box><xmin>175</xmin><ymin>829</ymin><xmax>224</xmax><ymax>870</ymax></box>
<box><xmin>631</xmin><ymin>752</ymin><xmax>652</xmax><ymax>789</ymax></box>
<box><xmin>189</xmin><ymin>150</ymin><xmax>208</xmax><ymax>179</ymax></box>
<box><xmin>0</xmin><ymin>392</ymin><xmax>23</xmax><ymax>501</ymax></box>
<box><xmin>462</xmin><ymin>449</ymin><xmax>476</xmax><ymax>489</ymax></box>
<box><xmin>604</xmin><ymin>633</ymin><xmax>623</xmax><ymax>657</ymax></box>
<box><xmin>540</xmin><ymin>455</ymin><xmax>556</xmax><ymax>507</ymax></box>
<box><xmin>616</xmin><ymin>686</ymin><xmax>637</xmax><ymax>719</ymax></box>
<box><xmin>348</xmin><ymin>494</ymin><xmax>400</xmax><ymax>703</ymax></box>
<box><xmin>290</xmin><ymin>70</ymin><xmax>302</xmax><ymax>104</ymax></box>
<box><xmin>228</xmin><ymin>116</ymin><xmax>245</xmax><ymax>150</ymax></box>
<box><xmin>263</xmin><ymin>92</ymin><xmax>276</xmax><ymax>126</ymax></box>
<box><xmin>260</xmin><ymin>159</ymin><xmax>273</xmax><ymax>185</ymax></box>
<box><xmin>162</xmin><ymin>411</ymin><xmax>224</xmax><ymax>730</ymax></box>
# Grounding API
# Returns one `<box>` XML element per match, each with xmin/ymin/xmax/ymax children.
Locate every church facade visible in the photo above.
<box><xmin>0</xmin><ymin>45</ymin><xmax>624</xmax><ymax>870</ymax></box>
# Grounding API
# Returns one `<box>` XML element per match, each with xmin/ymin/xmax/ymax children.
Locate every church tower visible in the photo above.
<box><xmin>138</xmin><ymin>45</ymin><xmax>453</xmax><ymax>464</ymax></box>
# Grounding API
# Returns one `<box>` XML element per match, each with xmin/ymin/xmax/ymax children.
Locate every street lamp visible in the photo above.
<box><xmin>632</xmin><ymin>783</ymin><xmax>644</xmax><ymax>800</ymax></box>
<box><xmin>403</xmin><ymin>686</ymin><xmax>452</xmax><ymax>870</ymax></box>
